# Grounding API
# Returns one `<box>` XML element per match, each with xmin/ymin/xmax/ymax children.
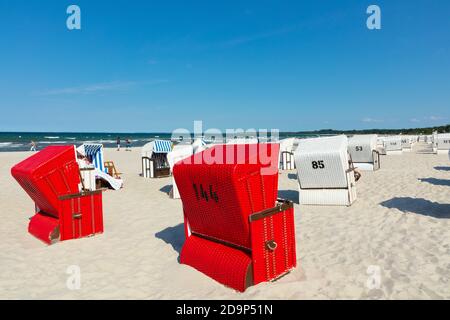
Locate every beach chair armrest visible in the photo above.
<box><xmin>58</xmin><ymin>189</ymin><xmax>103</xmax><ymax>200</ymax></box>
<box><xmin>248</xmin><ymin>199</ymin><xmax>293</xmax><ymax>222</ymax></box>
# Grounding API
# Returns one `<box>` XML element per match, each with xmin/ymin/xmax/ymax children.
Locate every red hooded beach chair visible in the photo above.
<box><xmin>173</xmin><ymin>143</ymin><xmax>297</xmax><ymax>292</ymax></box>
<box><xmin>11</xmin><ymin>146</ymin><xmax>104</xmax><ymax>244</ymax></box>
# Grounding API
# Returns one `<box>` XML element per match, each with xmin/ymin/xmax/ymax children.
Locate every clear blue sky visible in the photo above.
<box><xmin>0</xmin><ymin>0</ymin><xmax>449</xmax><ymax>132</ymax></box>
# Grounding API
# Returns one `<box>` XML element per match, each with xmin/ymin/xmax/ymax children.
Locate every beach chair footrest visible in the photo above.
<box><xmin>28</xmin><ymin>213</ymin><xmax>60</xmax><ymax>245</ymax></box>
<box><xmin>180</xmin><ymin>235</ymin><xmax>253</xmax><ymax>292</ymax></box>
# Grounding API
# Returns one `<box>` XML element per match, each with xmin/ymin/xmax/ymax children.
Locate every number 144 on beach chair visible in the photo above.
<box><xmin>173</xmin><ymin>144</ymin><xmax>297</xmax><ymax>292</ymax></box>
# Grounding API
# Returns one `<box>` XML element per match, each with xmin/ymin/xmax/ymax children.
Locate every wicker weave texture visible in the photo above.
<box><xmin>174</xmin><ymin>144</ymin><xmax>279</xmax><ymax>249</ymax></box>
<box><xmin>11</xmin><ymin>146</ymin><xmax>80</xmax><ymax>217</ymax></box>
<box><xmin>295</xmin><ymin>136</ymin><xmax>350</xmax><ymax>189</ymax></box>
<box><xmin>180</xmin><ymin>235</ymin><xmax>252</xmax><ymax>292</ymax></box>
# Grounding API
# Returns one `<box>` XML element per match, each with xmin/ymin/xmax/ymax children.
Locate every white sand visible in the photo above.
<box><xmin>0</xmin><ymin>143</ymin><xmax>449</xmax><ymax>299</ymax></box>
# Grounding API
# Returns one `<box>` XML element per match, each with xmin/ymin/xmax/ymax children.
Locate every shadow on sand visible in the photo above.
<box><xmin>418</xmin><ymin>178</ymin><xmax>450</xmax><ymax>187</ymax></box>
<box><xmin>278</xmin><ymin>190</ymin><xmax>299</xmax><ymax>204</ymax></box>
<box><xmin>155</xmin><ymin>223</ymin><xmax>185</xmax><ymax>259</ymax></box>
<box><xmin>287</xmin><ymin>173</ymin><xmax>297</xmax><ymax>180</ymax></box>
<box><xmin>434</xmin><ymin>166</ymin><xmax>450</xmax><ymax>172</ymax></box>
<box><xmin>159</xmin><ymin>184</ymin><xmax>172</xmax><ymax>194</ymax></box>
<box><xmin>380</xmin><ymin>197</ymin><xmax>450</xmax><ymax>219</ymax></box>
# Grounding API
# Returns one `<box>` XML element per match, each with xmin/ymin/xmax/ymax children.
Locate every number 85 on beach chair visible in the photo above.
<box><xmin>173</xmin><ymin>143</ymin><xmax>297</xmax><ymax>292</ymax></box>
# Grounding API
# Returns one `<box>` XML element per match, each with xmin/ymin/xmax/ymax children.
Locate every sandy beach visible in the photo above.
<box><xmin>1</xmin><ymin>142</ymin><xmax>449</xmax><ymax>299</ymax></box>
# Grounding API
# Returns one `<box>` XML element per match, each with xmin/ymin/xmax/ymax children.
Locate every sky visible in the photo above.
<box><xmin>0</xmin><ymin>0</ymin><xmax>449</xmax><ymax>132</ymax></box>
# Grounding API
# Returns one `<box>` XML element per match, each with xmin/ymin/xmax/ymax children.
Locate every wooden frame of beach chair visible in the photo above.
<box><xmin>173</xmin><ymin>144</ymin><xmax>297</xmax><ymax>292</ymax></box>
<box><xmin>11</xmin><ymin>146</ymin><xmax>104</xmax><ymax>244</ymax></box>
<box><xmin>280</xmin><ymin>151</ymin><xmax>295</xmax><ymax>170</ymax></box>
<box><xmin>278</xmin><ymin>138</ymin><xmax>298</xmax><ymax>171</ymax></box>
<box><xmin>104</xmin><ymin>161</ymin><xmax>122</xmax><ymax>178</ymax></box>
<box><xmin>79</xmin><ymin>167</ymin><xmax>96</xmax><ymax>191</ymax></box>
<box><xmin>294</xmin><ymin>135</ymin><xmax>357</xmax><ymax>206</ymax></box>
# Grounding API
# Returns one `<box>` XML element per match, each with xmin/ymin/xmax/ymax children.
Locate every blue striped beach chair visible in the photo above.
<box><xmin>141</xmin><ymin>140</ymin><xmax>172</xmax><ymax>178</ymax></box>
<box><xmin>79</xmin><ymin>144</ymin><xmax>106</xmax><ymax>173</ymax></box>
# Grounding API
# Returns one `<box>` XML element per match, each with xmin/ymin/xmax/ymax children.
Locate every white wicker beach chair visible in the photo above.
<box><xmin>401</xmin><ymin>136</ymin><xmax>413</xmax><ymax>152</ymax></box>
<box><xmin>348</xmin><ymin>135</ymin><xmax>380</xmax><ymax>171</ymax></box>
<box><xmin>294</xmin><ymin>135</ymin><xmax>357</xmax><ymax>206</ymax></box>
<box><xmin>384</xmin><ymin>136</ymin><xmax>403</xmax><ymax>155</ymax></box>
<box><xmin>436</xmin><ymin>133</ymin><xmax>450</xmax><ymax>155</ymax></box>
<box><xmin>278</xmin><ymin>138</ymin><xmax>298</xmax><ymax>171</ymax></box>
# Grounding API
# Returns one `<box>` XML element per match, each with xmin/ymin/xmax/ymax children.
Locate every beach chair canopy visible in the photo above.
<box><xmin>11</xmin><ymin>146</ymin><xmax>80</xmax><ymax>218</ymax></box>
<box><xmin>295</xmin><ymin>135</ymin><xmax>350</xmax><ymax>189</ymax></box>
<box><xmin>348</xmin><ymin>135</ymin><xmax>377</xmax><ymax>163</ymax></box>
<box><xmin>384</xmin><ymin>136</ymin><xmax>402</xmax><ymax>151</ymax></box>
<box><xmin>141</xmin><ymin>140</ymin><xmax>172</xmax><ymax>158</ymax></box>
<box><xmin>173</xmin><ymin>143</ymin><xmax>280</xmax><ymax>249</ymax></box>
<box><xmin>77</xmin><ymin>143</ymin><xmax>105</xmax><ymax>172</ymax></box>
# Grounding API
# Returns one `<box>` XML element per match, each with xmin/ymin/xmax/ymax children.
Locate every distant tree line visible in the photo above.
<box><xmin>288</xmin><ymin>124</ymin><xmax>450</xmax><ymax>136</ymax></box>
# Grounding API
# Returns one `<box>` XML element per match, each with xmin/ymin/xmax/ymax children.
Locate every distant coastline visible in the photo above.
<box><xmin>0</xmin><ymin>124</ymin><xmax>448</xmax><ymax>152</ymax></box>
<box><xmin>286</xmin><ymin>123</ymin><xmax>450</xmax><ymax>136</ymax></box>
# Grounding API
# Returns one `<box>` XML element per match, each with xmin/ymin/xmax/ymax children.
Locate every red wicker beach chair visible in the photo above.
<box><xmin>11</xmin><ymin>146</ymin><xmax>103</xmax><ymax>244</ymax></box>
<box><xmin>173</xmin><ymin>143</ymin><xmax>297</xmax><ymax>292</ymax></box>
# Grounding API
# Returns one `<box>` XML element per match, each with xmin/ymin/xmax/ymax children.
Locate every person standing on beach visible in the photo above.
<box><xmin>126</xmin><ymin>138</ymin><xmax>131</xmax><ymax>151</ymax></box>
<box><xmin>116</xmin><ymin>136</ymin><xmax>121</xmax><ymax>151</ymax></box>
<box><xmin>30</xmin><ymin>140</ymin><xmax>37</xmax><ymax>152</ymax></box>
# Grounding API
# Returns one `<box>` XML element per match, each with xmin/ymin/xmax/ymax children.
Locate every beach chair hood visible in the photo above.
<box><xmin>348</xmin><ymin>135</ymin><xmax>377</xmax><ymax>163</ymax></box>
<box><xmin>11</xmin><ymin>146</ymin><xmax>80</xmax><ymax>217</ymax></box>
<box><xmin>295</xmin><ymin>135</ymin><xmax>350</xmax><ymax>189</ymax></box>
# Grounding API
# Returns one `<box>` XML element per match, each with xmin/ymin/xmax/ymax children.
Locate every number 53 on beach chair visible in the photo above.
<box><xmin>173</xmin><ymin>143</ymin><xmax>297</xmax><ymax>292</ymax></box>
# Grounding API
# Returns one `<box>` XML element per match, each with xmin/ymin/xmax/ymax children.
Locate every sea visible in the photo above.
<box><xmin>0</xmin><ymin>132</ymin><xmax>320</xmax><ymax>152</ymax></box>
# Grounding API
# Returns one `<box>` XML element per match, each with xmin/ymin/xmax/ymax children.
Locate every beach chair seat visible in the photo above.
<box><xmin>11</xmin><ymin>146</ymin><xmax>104</xmax><ymax>244</ymax></box>
<box><xmin>294</xmin><ymin>135</ymin><xmax>357</xmax><ymax>206</ymax></box>
<box><xmin>173</xmin><ymin>144</ymin><xmax>297</xmax><ymax>292</ymax></box>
